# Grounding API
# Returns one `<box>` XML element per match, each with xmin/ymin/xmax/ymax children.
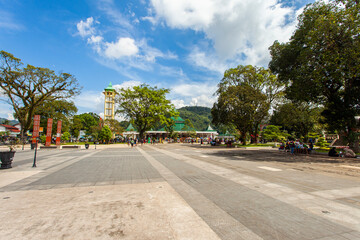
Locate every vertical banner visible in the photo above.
<box><xmin>45</xmin><ymin>118</ymin><xmax>53</xmax><ymax>147</ymax></box>
<box><xmin>32</xmin><ymin>115</ymin><xmax>41</xmax><ymax>143</ymax></box>
<box><xmin>56</xmin><ymin>121</ymin><xmax>62</xmax><ymax>146</ymax></box>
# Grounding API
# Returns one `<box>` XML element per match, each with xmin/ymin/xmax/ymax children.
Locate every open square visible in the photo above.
<box><xmin>1</xmin><ymin>144</ymin><xmax>360</xmax><ymax>239</ymax></box>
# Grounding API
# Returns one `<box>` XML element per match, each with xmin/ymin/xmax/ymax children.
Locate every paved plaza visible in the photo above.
<box><xmin>0</xmin><ymin>144</ymin><xmax>360</xmax><ymax>239</ymax></box>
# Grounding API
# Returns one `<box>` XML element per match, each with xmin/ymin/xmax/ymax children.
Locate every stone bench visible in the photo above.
<box><xmin>62</xmin><ymin>145</ymin><xmax>82</xmax><ymax>149</ymax></box>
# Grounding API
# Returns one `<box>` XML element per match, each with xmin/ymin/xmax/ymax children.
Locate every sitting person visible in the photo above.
<box><xmin>279</xmin><ymin>142</ymin><xmax>285</xmax><ymax>151</ymax></box>
<box><xmin>328</xmin><ymin>147</ymin><xmax>339</xmax><ymax>157</ymax></box>
<box><xmin>343</xmin><ymin>148</ymin><xmax>356</xmax><ymax>158</ymax></box>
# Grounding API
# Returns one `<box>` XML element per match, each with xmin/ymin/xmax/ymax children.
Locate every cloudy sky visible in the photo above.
<box><xmin>0</xmin><ymin>0</ymin><xmax>314</xmax><ymax>119</ymax></box>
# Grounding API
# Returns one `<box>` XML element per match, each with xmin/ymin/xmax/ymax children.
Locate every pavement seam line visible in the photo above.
<box><xmin>148</xmin><ymin>145</ymin><xmax>360</xmax><ymax>232</ymax></box>
<box><xmin>137</xmin><ymin>147</ymin><xmax>263</xmax><ymax>240</ymax></box>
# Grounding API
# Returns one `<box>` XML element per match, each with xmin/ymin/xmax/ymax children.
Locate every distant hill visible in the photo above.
<box><xmin>0</xmin><ymin>117</ymin><xmax>18</xmax><ymax>125</ymax></box>
<box><xmin>177</xmin><ymin>106</ymin><xmax>212</xmax><ymax>131</ymax></box>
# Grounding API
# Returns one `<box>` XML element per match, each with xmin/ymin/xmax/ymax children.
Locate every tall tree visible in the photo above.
<box><xmin>0</xmin><ymin>51</ymin><xmax>81</xmax><ymax>144</ymax></box>
<box><xmin>212</xmin><ymin>84</ymin><xmax>269</xmax><ymax>145</ymax></box>
<box><xmin>115</xmin><ymin>84</ymin><xmax>176</xmax><ymax>139</ymax></box>
<box><xmin>212</xmin><ymin>65</ymin><xmax>280</xmax><ymax>144</ymax></box>
<box><xmin>269</xmin><ymin>0</ymin><xmax>360</xmax><ymax>150</ymax></box>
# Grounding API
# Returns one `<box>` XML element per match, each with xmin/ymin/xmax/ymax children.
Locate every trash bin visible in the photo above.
<box><xmin>31</xmin><ymin>143</ymin><xmax>36</xmax><ymax>150</ymax></box>
<box><xmin>85</xmin><ymin>143</ymin><xmax>89</xmax><ymax>149</ymax></box>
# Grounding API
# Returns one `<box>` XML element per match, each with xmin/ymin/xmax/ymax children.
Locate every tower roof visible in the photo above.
<box><xmin>126</xmin><ymin>123</ymin><xmax>136</xmax><ymax>132</ymax></box>
<box><xmin>104</xmin><ymin>82</ymin><xmax>115</xmax><ymax>91</ymax></box>
<box><xmin>205</xmin><ymin>125</ymin><xmax>216</xmax><ymax>132</ymax></box>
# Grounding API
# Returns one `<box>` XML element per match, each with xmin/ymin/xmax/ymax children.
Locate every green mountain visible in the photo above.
<box><xmin>177</xmin><ymin>106</ymin><xmax>212</xmax><ymax>131</ymax></box>
<box><xmin>0</xmin><ymin>117</ymin><xmax>18</xmax><ymax>125</ymax></box>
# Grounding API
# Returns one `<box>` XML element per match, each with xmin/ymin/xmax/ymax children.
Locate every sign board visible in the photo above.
<box><xmin>45</xmin><ymin>118</ymin><xmax>53</xmax><ymax>147</ymax></box>
<box><xmin>56</xmin><ymin>121</ymin><xmax>62</xmax><ymax>146</ymax></box>
<box><xmin>33</xmin><ymin>115</ymin><xmax>40</xmax><ymax>137</ymax></box>
<box><xmin>32</xmin><ymin>115</ymin><xmax>41</xmax><ymax>144</ymax></box>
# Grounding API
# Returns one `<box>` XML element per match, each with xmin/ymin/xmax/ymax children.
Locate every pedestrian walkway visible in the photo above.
<box><xmin>0</xmin><ymin>145</ymin><xmax>359</xmax><ymax>239</ymax></box>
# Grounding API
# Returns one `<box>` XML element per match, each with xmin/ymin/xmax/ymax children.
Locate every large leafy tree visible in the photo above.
<box><xmin>212</xmin><ymin>65</ymin><xmax>281</xmax><ymax>144</ymax></box>
<box><xmin>0</xmin><ymin>51</ymin><xmax>81</xmax><ymax>143</ymax></box>
<box><xmin>269</xmin><ymin>0</ymin><xmax>360</xmax><ymax>149</ymax></box>
<box><xmin>212</xmin><ymin>84</ymin><xmax>269</xmax><ymax>145</ymax></box>
<box><xmin>77</xmin><ymin>113</ymin><xmax>100</xmax><ymax>133</ymax></box>
<box><xmin>115</xmin><ymin>84</ymin><xmax>177</xmax><ymax>139</ymax></box>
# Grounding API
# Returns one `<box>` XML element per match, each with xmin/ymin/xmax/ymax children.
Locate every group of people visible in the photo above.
<box><xmin>328</xmin><ymin>147</ymin><xmax>357</xmax><ymax>158</ymax></box>
<box><xmin>279</xmin><ymin>140</ymin><xmax>314</xmax><ymax>154</ymax></box>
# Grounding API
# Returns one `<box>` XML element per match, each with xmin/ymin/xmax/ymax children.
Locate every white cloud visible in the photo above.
<box><xmin>171</xmin><ymin>99</ymin><xmax>186</xmax><ymax>108</ymax></box>
<box><xmin>96</xmin><ymin>0</ymin><xmax>133</xmax><ymax>30</ymax></box>
<box><xmin>187</xmin><ymin>47</ymin><xmax>228</xmax><ymax>73</ymax></box>
<box><xmin>104</xmin><ymin>38</ymin><xmax>139</xmax><ymax>59</ymax></box>
<box><xmin>76</xmin><ymin>17</ymin><xmax>176</xmax><ymax>74</ymax></box>
<box><xmin>74</xmin><ymin>91</ymin><xmax>104</xmax><ymax>115</ymax></box>
<box><xmin>0</xmin><ymin>102</ymin><xmax>14</xmax><ymax>119</ymax></box>
<box><xmin>113</xmin><ymin>80</ymin><xmax>142</xmax><ymax>90</ymax></box>
<box><xmin>0</xmin><ymin>10</ymin><xmax>23</xmax><ymax>31</ymax></box>
<box><xmin>148</xmin><ymin>0</ymin><xmax>301</xmax><ymax>67</ymax></box>
<box><xmin>76</xmin><ymin>17</ymin><xmax>97</xmax><ymax>37</ymax></box>
<box><xmin>170</xmin><ymin>82</ymin><xmax>217</xmax><ymax>108</ymax></box>
<box><xmin>190</xmin><ymin>95</ymin><xmax>216</xmax><ymax>108</ymax></box>
<box><xmin>171</xmin><ymin>82</ymin><xmax>217</xmax><ymax>97</ymax></box>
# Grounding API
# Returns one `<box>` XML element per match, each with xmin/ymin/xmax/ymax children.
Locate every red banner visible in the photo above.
<box><xmin>56</xmin><ymin>121</ymin><xmax>62</xmax><ymax>146</ymax></box>
<box><xmin>32</xmin><ymin>115</ymin><xmax>41</xmax><ymax>143</ymax></box>
<box><xmin>45</xmin><ymin>118</ymin><xmax>53</xmax><ymax>147</ymax></box>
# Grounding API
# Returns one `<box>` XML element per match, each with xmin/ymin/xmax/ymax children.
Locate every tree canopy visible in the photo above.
<box><xmin>115</xmin><ymin>84</ymin><xmax>177</xmax><ymax>139</ymax></box>
<box><xmin>212</xmin><ymin>65</ymin><xmax>281</xmax><ymax>144</ymax></box>
<box><xmin>269</xmin><ymin>0</ymin><xmax>360</xmax><ymax>148</ymax></box>
<box><xmin>0</xmin><ymin>50</ymin><xmax>81</xmax><ymax>142</ymax></box>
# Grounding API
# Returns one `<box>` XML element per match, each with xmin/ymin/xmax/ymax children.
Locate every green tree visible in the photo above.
<box><xmin>70</xmin><ymin>116</ymin><xmax>82</xmax><ymax>139</ymax></box>
<box><xmin>0</xmin><ymin>51</ymin><xmax>81</xmax><ymax>145</ymax></box>
<box><xmin>115</xmin><ymin>84</ymin><xmax>177</xmax><ymax>139</ymax></box>
<box><xmin>77</xmin><ymin>113</ymin><xmax>99</xmax><ymax>133</ymax></box>
<box><xmin>61</xmin><ymin>131</ymin><xmax>71</xmax><ymax>142</ymax></box>
<box><xmin>261</xmin><ymin>125</ymin><xmax>288</xmax><ymax>142</ymax></box>
<box><xmin>269</xmin><ymin>0</ymin><xmax>360</xmax><ymax>150</ymax></box>
<box><xmin>99</xmin><ymin>125</ymin><xmax>112</xmax><ymax>144</ymax></box>
<box><xmin>270</xmin><ymin>102</ymin><xmax>323</xmax><ymax>141</ymax></box>
<box><xmin>212</xmin><ymin>84</ymin><xmax>269</xmax><ymax>145</ymax></box>
<box><xmin>215</xmin><ymin>65</ymin><xmax>283</xmax><ymax>143</ymax></box>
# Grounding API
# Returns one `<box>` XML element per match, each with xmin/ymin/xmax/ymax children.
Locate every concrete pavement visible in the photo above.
<box><xmin>0</xmin><ymin>144</ymin><xmax>359</xmax><ymax>239</ymax></box>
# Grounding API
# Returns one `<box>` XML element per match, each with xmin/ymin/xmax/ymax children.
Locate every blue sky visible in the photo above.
<box><xmin>0</xmin><ymin>0</ymin><xmax>314</xmax><ymax>120</ymax></box>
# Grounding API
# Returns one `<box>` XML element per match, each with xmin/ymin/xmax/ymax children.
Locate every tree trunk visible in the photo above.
<box><xmin>20</xmin><ymin>127</ymin><xmax>25</xmax><ymax>150</ymax></box>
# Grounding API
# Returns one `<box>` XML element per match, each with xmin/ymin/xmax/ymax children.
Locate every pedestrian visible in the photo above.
<box><xmin>290</xmin><ymin>141</ymin><xmax>295</xmax><ymax>155</ymax></box>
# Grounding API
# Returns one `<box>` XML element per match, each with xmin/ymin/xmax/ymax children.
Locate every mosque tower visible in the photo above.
<box><xmin>103</xmin><ymin>82</ymin><xmax>116</xmax><ymax>120</ymax></box>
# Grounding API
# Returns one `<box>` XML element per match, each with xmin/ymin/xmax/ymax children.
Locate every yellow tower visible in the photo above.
<box><xmin>103</xmin><ymin>82</ymin><xmax>116</xmax><ymax>120</ymax></box>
